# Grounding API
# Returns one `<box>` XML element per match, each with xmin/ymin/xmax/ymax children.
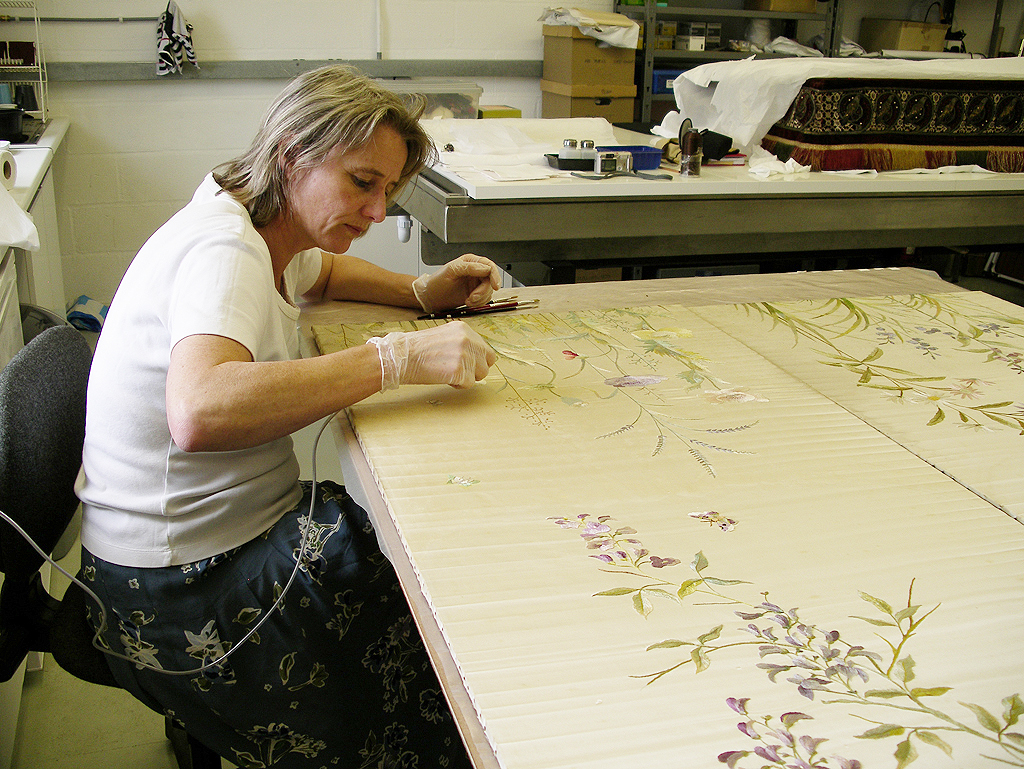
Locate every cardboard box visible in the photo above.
<box><xmin>675</xmin><ymin>35</ymin><xmax>706</xmax><ymax>51</ymax></box>
<box><xmin>540</xmin><ymin>80</ymin><xmax>636</xmax><ymax>123</ymax></box>
<box><xmin>858</xmin><ymin>18</ymin><xmax>949</xmax><ymax>52</ymax></box>
<box><xmin>656</xmin><ymin>20</ymin><xmax>677</xmax><ymax>37</ymax></box>
<box><xmin>543</xmin><ymin>25</ymin><xmax>635</xmax><ymax>87</ymax></box>
<box><xmin>745</xmin><ymin>0</ymin><xmax>817</xmax><ymax>12</ymax></box>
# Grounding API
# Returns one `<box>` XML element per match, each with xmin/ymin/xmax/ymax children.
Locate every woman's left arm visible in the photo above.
<box><xmin>302</xmin><ymin>251</ymin><xmax>501</xmax><ymax>311</ymax></box>
<box><xmin>301</xmin><ymin>251</ymin><xmax>420</xmax><ymax>308</ymax></box>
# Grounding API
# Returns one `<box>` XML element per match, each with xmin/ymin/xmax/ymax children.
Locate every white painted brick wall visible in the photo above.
<box><xmin>34</xmin><ymin>0</ymin><xmax>613</xmax><ymax>304</ymax></box>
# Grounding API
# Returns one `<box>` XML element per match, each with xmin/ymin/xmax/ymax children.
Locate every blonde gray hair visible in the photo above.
<box><xmin>213</xmin><ymin>65</ymin><xmax>436</xmax><ymax>227</ymax></box>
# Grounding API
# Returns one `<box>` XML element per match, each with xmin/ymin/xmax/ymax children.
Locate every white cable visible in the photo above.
<box><xmin>0</xmin><ymin>411</ymin><xmax>338</xmax><ymax>677</ymax></box>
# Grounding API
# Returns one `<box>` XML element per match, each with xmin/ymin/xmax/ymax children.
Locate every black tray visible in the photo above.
<box><xmin>545</xmin><ymin>153</ymin><xmax>595</xmax><ymax>171</ymax></box>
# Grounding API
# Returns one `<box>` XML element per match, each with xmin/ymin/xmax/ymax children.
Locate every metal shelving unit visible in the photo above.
<box><xmin>616</xmin><ymin>0</ymin><xmax>843</xmax><ymax>122</ymax></box>
<box><xmin>0</xmin><ymin>0</ymin><xmax>47</xmax><ymax>119</ymax></box>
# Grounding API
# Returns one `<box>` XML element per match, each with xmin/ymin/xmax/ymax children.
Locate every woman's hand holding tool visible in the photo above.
<box><xmin>412</xmin><ymin>253</ymin><xmax>502</xmax><ymax>313</ymax></box>
<box><xmin>368</xmin><ymin>321</ymin><xmax>497</xmax><ymax>390</ymax></box>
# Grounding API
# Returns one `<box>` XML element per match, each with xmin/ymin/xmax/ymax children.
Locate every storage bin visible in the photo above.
<box><xmin>381</xmin><ymin>79</ymin><xmax>483</xmax><ymax>119</ymax></box>
<box><xmin>596</xmin><ymin>145</ymin><xmax>663</xmax><ymax>170</ymax></box>
<box><xmin>652</xmin><ymin>70</ymin><xmax>685</xmax><ymax>94</ymax></box>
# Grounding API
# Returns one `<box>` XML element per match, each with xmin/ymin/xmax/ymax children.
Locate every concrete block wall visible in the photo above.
<box><xmin>28</xmin><ymin>0</ymin><xmax>611</xmax><ymax>306</ymax></box>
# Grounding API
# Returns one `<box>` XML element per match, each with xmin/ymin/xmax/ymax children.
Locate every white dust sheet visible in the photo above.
<box><xmin>313</xmin><ymin>296</ymin><xmax>1024</xmax><ymax>769</ymax></box>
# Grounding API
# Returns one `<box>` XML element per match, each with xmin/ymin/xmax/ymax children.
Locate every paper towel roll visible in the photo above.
<box><xmin>0</xmin><ymin>150</ymin><xmax>15</xmax><ymax>191</ymax></box>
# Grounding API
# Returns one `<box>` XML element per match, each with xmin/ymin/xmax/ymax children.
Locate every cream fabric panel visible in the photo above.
<box><xmin>313</xmin><ymin>299</ymin><xmax>1024</xmax><ymax>769</ymax></box>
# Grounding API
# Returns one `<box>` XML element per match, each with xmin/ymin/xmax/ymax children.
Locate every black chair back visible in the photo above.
<box><xmin>0</xmin><ymin>325</ymin><xmax>91</xmax><ymax>680</ymax></box>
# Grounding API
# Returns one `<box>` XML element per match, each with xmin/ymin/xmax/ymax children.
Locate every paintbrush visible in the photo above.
<box><xmin>417</xmin><ymin>297</ymin><xmax>539</xmax><ymax>320</ymax></box>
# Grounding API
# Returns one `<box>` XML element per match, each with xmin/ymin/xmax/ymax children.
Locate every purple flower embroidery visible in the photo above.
<box><xmin>650</xmin><ymin>556</ymin><xmax>680</xmax><ymax>568</ymax></box>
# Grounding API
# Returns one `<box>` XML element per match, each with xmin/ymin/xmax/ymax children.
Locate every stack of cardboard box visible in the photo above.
<box><xmin>540</xmin><ymin>25</ymin><xmax>637</xmax><ymax>123</ymax></box>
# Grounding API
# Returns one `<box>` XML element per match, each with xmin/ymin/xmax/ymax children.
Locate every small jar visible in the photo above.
<box><xmin>679</xmin><ymin>129</ymin><xmax>702</xmax><ymax>176</ymax></box>
<box><xmin>558</xmin><ymin>138</ymin><xmax>580</xmax><ymax>160</ymax></box>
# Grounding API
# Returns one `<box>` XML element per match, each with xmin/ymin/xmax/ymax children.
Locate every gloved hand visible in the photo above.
<box><xmin>367</xmin><ymin>321</ymin><xmax>497</xmax><ymax>390</ymax></box>
<box><xmin>412</xmin><ymin>253</ymin><xmax>501</xmax><ymax>314</ymax></box>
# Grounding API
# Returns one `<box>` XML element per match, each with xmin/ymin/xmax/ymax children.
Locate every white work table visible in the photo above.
<box><xmin>7</xmin><ymin>118</ymin><xmax>70</xmax><ymax>210</ymax></box>
<box><xmin>402</xmin><ymin>157</ymin><xmax>1024</xmax><ymax>275</ymax></box>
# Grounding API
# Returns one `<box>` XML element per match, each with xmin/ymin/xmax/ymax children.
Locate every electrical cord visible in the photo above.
<box><xmin>0</xmin><ymin>410</ymin><xmax>338</xmax><ymax>676</ymax></box>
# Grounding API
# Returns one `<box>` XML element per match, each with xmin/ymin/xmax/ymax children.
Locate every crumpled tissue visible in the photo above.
<box><xmin>0</xmin><ymin>183</ymin><xmax>39</xmax><ymax>251</ymax></box>
<box><xmin>747</xmin><ymin>146</ymin><xmax>810</xmax><ymax>178</ymax></box>
<box><xmin>538</xmin><ymin>7</ymin><xmax>640</xmax><ymax>49</ymax></box>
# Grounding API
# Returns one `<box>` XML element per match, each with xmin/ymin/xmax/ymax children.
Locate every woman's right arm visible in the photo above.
<box><xmin>166</xmin><ymin>321</ymin><xmax>494</xmax><ymax>453</ymax></box>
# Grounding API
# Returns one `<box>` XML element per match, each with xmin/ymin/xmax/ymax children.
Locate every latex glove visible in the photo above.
<box><xmin>367</xmin><ymin>321</ymin><xmax>497</xmax><ymax>390</ymax></box>
<box><xmin>412</xmin><ymin>254</ymin><xmax>501</xmax><ymax>314</ymax></box>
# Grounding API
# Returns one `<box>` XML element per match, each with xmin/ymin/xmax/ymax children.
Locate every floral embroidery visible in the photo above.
<box><xmin>689</xmin><ymin>510</ymin><xmax>738</xmax><ymax>531</ymax></box>
<box><xmin>741</xmin><ymin>294</ymin><xmax>1024</xmax><ymax>434</ymax></box>
<box><xmin>552</xmin><ymin>514</ymin><xmax>1024</xmax><ymax>767</ymax></box>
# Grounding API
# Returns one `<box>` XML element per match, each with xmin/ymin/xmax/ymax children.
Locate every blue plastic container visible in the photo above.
<box><xmin>596</xmin><ymin>145</ymin><xmax>663</xmax><ymax>171</ymax></box>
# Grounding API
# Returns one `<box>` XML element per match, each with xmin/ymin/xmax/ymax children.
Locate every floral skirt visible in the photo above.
<box><xmin>82</xmin><ymin>480</ymin><xmax>472</xmax><ymax>769</ymax></box>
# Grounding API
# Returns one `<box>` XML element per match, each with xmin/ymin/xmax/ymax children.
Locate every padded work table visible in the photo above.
<box><xmin>402</xmin><ymin>163</ymin><xmax>1024</xmax><ymax>273</ymax></box>
<box><xmin>301</xmin><ymin>267</ymin><xmax>1024</xmax><ymax>769</ymax></box>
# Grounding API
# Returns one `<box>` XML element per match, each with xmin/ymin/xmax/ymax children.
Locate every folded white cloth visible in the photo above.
<box><xmin>538</xmin><ymin>7</ymin><xmax>640</xmax><ymax>49</ymax></box>
<box><xmin>157</xmin><ymin>1</ymin><xmax>198</xmax><ymax>76</ymax></box>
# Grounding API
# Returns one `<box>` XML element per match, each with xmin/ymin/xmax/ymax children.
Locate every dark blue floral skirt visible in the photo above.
<box><xmin>81</xmin><ymin>480</ymin><xmax>471</xmax><ymax>769</ymax></box>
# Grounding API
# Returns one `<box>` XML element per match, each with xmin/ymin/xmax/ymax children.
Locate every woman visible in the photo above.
<box><xmin>76</xmin><ymin>65</ymin><xmax>497</xmax><ymax>767</ymax></box>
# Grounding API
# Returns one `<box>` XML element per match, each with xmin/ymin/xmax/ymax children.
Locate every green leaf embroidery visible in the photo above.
<box><xmin>1004</xmin><ymin>693</ymin><xmax>1024</xmax><ymax>728</ymax></box>
<box><xmin>915</xmin><ymin>731</ymin><xmax>953</xmax><ymax>757</ymax></box>
<box><xmin>646</xmin><ymin>639</ymin><xmax>688</xmax><ymax>650</ymax></box>
<box><xmin>859</xmin><ymin>591</ymin><xmax>894</xmax><ymax>616</ymax></box>
<box><xmin>691</xmin><ymin>551</ymin><xmax>709</xmax><ymax>572</ymax></box>
<box><xmin>857</xmin><ymin>724</ymin><xmax>906</xmax><ymax>739</ymax></box>
<box><xmin>911</xmin><ymin>687</ymin><xmax>952</xmax><ymax>697</ymax></box>
<box><xmin>866</xmin><ymin>689</ymin><xmax>908</xmax><ymax>699</ymax></box>
<box><xmin>691</xmin><ymin>647</ymin><xmax>711</xmax><ymax>673</ymax></box>
<box><xmin>895</xmin><ymin>656</ymin><xmax>917</xmax><ymax>684</ymax></box>
<box><xmin>677</xmin><ymin>579</ymin><xmax>701</xmax><ymax>599</ymax></box>
<box><xmin>961</xmin><ymin>702</ymin><xmax>1002</xmax><ymax>733</ymax></box>
<box><xmin>894</xmin><ymin>737</ymin><xmax>919</xmax><ymax>768</ymax></box>
<box><xmin>697</xmin><ymin>625</ymin><xmax>724</xmax><ymax>644</ymax></box>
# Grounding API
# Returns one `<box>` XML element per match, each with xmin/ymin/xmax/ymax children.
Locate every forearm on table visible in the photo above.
<box><xmin>315</xmin><ymin>253</ymin><xmax>420</xmax><ymax>308</ymax></box>
<box><xmin>167</xmin><ymin>344</ymin><xmax>383</xmax><ymax>453</ymax></box>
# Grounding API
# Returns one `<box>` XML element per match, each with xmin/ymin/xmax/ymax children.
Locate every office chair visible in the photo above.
<box><xmin>0</xmin><ymin>325</ymin><xmax>220</xmax><ymax>769</ymax></box>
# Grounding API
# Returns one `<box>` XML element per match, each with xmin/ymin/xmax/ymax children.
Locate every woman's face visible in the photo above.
<box><xmin>285</xmin><ymin>123</ymin><xmax>408</xmax><ymax>255</ymax></box>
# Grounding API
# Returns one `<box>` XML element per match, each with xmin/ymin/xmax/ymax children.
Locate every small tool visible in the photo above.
<box><xmin>418</xmin><ymin>297</ymin><xmax>540</xmax><ymax>320</ymax></box>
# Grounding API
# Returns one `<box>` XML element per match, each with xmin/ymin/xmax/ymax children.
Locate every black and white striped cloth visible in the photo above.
<box><xmin>156</xmin><ymin>1</ymin><xmax>198</xmax><ymax>76</ymax></box>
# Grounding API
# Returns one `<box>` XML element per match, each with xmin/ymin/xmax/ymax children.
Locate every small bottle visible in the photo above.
<box><xmin>579</xmin><ymin>139</ymin><xmax>598</xmax><ymax>164</ymax></box>
<box><xmin>679</xmin><ymin>129</ymin><xmax>702</xmax><ymax>177</ymax></box>
<box><xmin>558</xmin><ymin>138</ymin><xmax>580</xmax><ymax>160</ymax></box>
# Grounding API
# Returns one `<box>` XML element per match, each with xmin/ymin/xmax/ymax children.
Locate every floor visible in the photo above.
<box><xmin>10</xmin><ymin>273</ymin><xmax>1023</xmax><ymax>769</ymax></box>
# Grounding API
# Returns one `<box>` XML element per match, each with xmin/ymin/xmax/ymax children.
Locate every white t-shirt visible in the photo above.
<box><xmin>78</xmin><ymin>175</ymin><xmax>323</xmax><ymax>567</ymax></box>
